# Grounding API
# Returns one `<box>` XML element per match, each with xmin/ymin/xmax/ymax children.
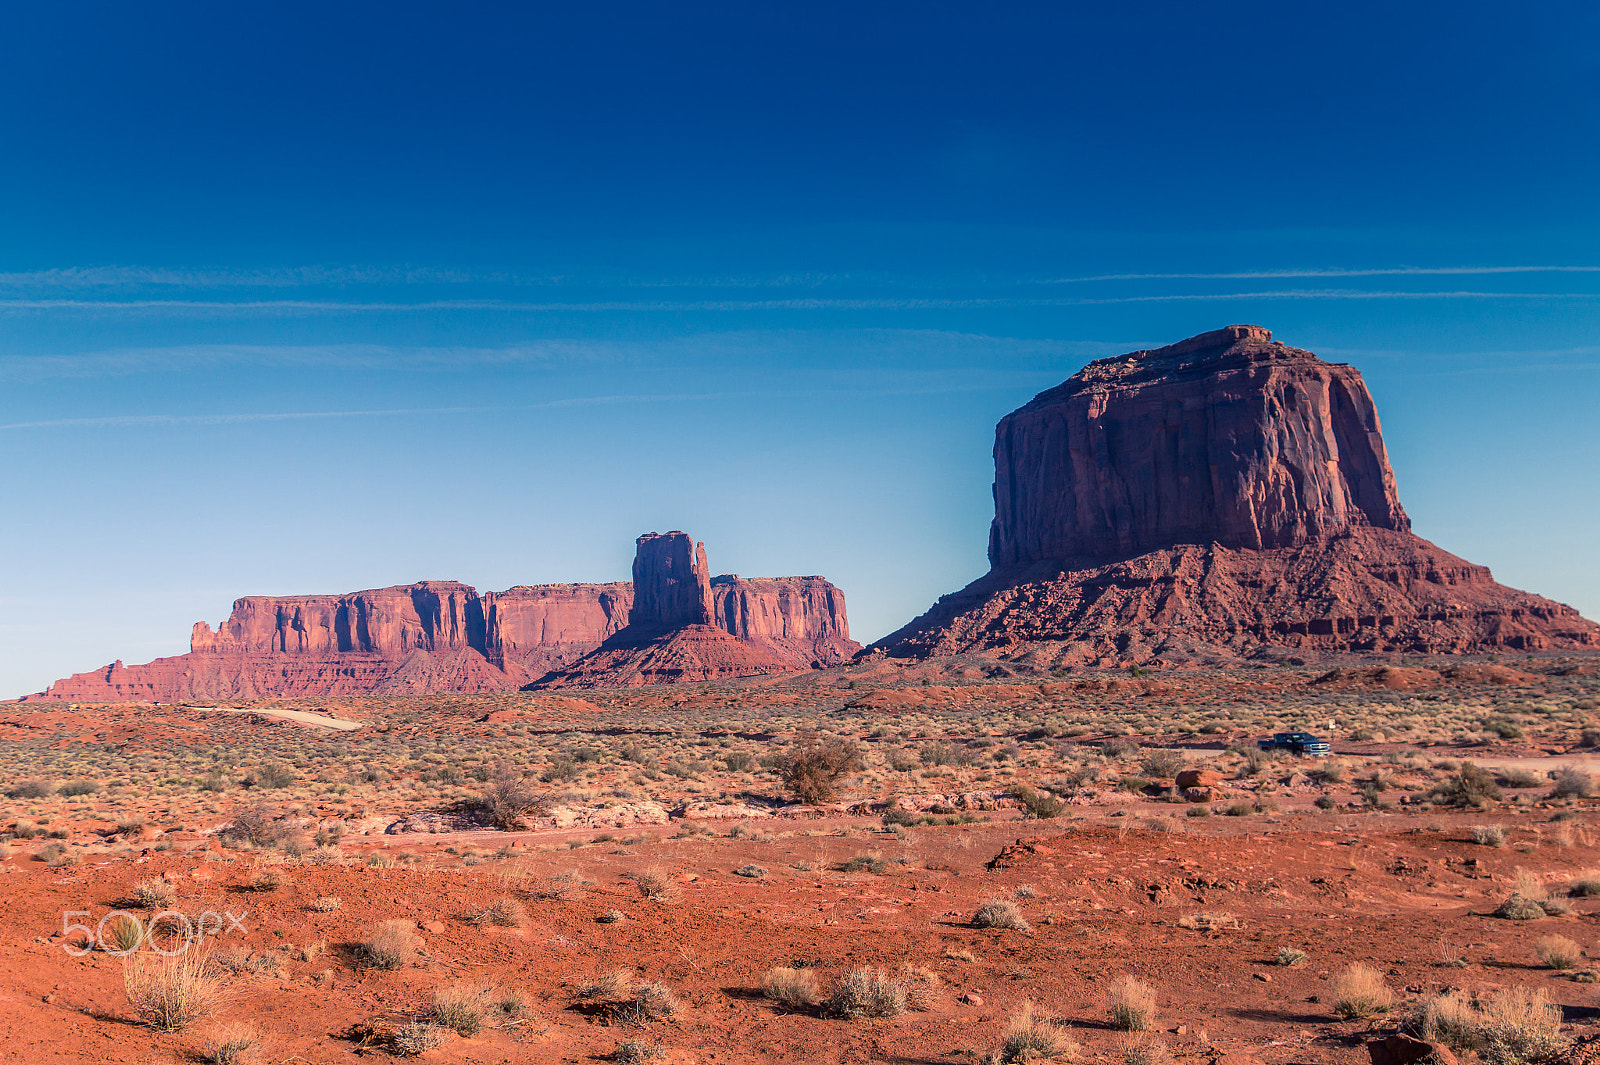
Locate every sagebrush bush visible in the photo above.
<box><xmin>124</xmin><ymin>953</ymin><xmax>224</xmax><ymax>1031</ymax></box>
<box><xmin>1107</xmin><ymin>974</ymin><xmax>1156</xmax><ymax>1031</ymax></box>
<box><xmin>1330</xmin><ymin>963</ymin><xmax>1393</xmax><ymax>1019</ymax></box>
<box><xmin>1010</xmin><ymin>784</ymin><xmax>1064</xmax><ymax>819</ymax></box>
<box><xmin>391</xmin><ymin>1022</ymin><xmax>443</xmax><ymax>1056</ymax></box>
<box><xmin>479</xmin><ymin>759</ymin><xmax>544</xmax><ymax>830</ymax></box>
<box><xmin>1474</xmin><ymin>825</ymin><xmax>1506</xmax><ymax>847</ymax></box>
<box><xmin>778</xmin><ymin>738</ymin><xmax>864</xmax><ymax>804</ymax></box>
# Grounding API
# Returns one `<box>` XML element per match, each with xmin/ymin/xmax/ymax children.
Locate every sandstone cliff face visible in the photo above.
<box><xmin>481</xmin><ymin>583</ymin><xmax>632</xmax><ymax>675</ymax></box>
<box><xmin>877</xmin><ymin>325</ymin><xmax>1598</xmax><ymax>664</ymax></box>
<box><xmin>988</xmin><ymin>325</ymin><xmax>1409</xmax><ymax>567</ymax></box>
<box><xmin>190</xmin><ymin>581</ymin><xmax>485</xmax><ymax>656</ymax></box>
<box><xmin>630</xmin><ymin>531</ymin><xmax>714</xmax><ymax>628</ymax></box>
<box><xmin>711</xmin><ymin>574</ymin><xmax>857</xmax><ymax>666</ymax></box>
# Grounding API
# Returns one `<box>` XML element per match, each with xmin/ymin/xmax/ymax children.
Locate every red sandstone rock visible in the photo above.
<box><xmin>1176</xmin><ymin>770</ymin><xmax>1224</xmax><ymax>790</ymax></box>
<box><xmin>1368</xmin><ymin>1034</ymin><xmax>1459</xmax><ymax>1065</ymax></box>
<box><xmin>631</xmin><ymin>531</ymin><xmax>714</xmax><ymax>628</ymax></box>
<box><xmin>711</xmin><ymin>574</ymin><xmax>858</xmax><ymax>666</ymax></box>
<box><xmin>532</xmin><ymin>623</ymin><xmax>796</xmax><ymax>690</ymax></box>
<box><xmin>535</xmin><ymin>533</ymin><xmax>811</xmax><ymax>689</ymax></box>
<box><xmin>26</xmin><ymin>537</ymin><xmax>856</xmax><ymax>700</ymax></box>
<box><xmin>989</xmin><ymin>325</ymin><xmax>1408</xmax><ymax>566</ymax></box>
<box><xmin>875</xmin><ymin>326</ymin><xmax>1600</xmax><ymax>664</ymax></box>
<box><xmin>480</xmin><ymin>583</ymin><xmax>632</xmax><ymax>675</ymax></box>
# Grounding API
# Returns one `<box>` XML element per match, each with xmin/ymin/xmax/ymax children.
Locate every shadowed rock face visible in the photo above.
<box><xmin>988</xmin><ymin>325</ymin><xmax>1409</xmax><ymax>568</ymax></box>
<box><xmin>631</xmin><ymin>531</ymin><xmax>714</xmax><ymax>628</ymax></box>
<box><xmin>876</xmin><ymin>325</ymin><xmax>1599</xmax><ymax>664</ymax></box>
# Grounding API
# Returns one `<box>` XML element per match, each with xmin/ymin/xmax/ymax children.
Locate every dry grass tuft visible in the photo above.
<box><xmin>1479</xmin><ymin>987</ymin><xmax>1569</xmax><ymax>1065</ymax></box>
<box><xmin>1276</xmin><ymin>947</ymin><xmax>1308</xmax><ymax>967</ymax></box>
<box><xmin>974</xmin><ymin>898</ymin><xmax>1030</xmax><ymax>930</ymax></box>
<box><xmin>132</xmin><ymin>877</ymin><xmax>176</xmax><ymax>908</ymax></box>
<box><xmin>1121</xmin><ymin>1035</ymin><xmax>1174</xmax><ymax>1065</ymax></box>
<box><xmin>102</xmin><ymin>914</ymin><xmax>144</xmax><ymax>954</ymax></box>
<box><xmin>312</xmin><ymin>896</ymin><xmax>342</xmax><ymax>912</ymax></box>
<box><xmin>1106</xmin><ymin>974</ymin><xmax>1156</xmax><ymax>1031</ymax></box>
<box><xmin>626</xmin><ymin>981</ymin><xmax>681</xmax><ymax>1022</ymax></box>
<box><xmin>997</xmin><ymin>1000</ymin><xmax>1077</xmax><ymax>1061</ymax></box>
<box><xmin>574</xmin><ymin>970</ymin><xmax>634</xmax><ymax>1002</ymax></box>
<box><xmin>432</xmin><ymin>984</ymin><xmax>489</xmax><ymax>1036</ymax></box>
<box><xmin>1535</xmin><ymin>935</ymin><xmax>1581</xmax><ymax>970</ymax></box>
<box><xmin>763</xmin><ymin>967</ymin><xmax>821</xmax><ymax>1009</ymax></box>
<box><xmin>123</xmin><ymin>952</ymin><xmax>225</xmax><ymax>1032</ymax></box>
<box><xmin>1177</xmin><ymin>912</ymin><xmax>1237</xmax><ymax>932</ymax></box>
<box><xmin>359</xmin><ymin>920</ymin><xmax>420</xmax><ymax>970</ymax></box>
<box><xmin>631</xmin><ymin>868</ymin><xmax>679</xmax><ymax>903</ymax></box>
<box><xmin>202</xmin><ymin>1021</ymin><xmax>260</xmax><ymax>1065</ymax></box>
<box><xmin>1330</xmin><ymin>962</ymin><xmax>1393</xmax><ymax>1019</ymax></box>
<box><xmin>827</xmin><ymin>967</ymin><xmax>906</xmax><ymax>1020</ymax></box>
<box><xmin>900</xmin><ymin>964</ymin><xmax>941</xmax><ymax>1011</ymax></box>
<box><xmin>470</xmin><ymin>897</ymin><xmax>527</xmax><ymax>928</ymax></box>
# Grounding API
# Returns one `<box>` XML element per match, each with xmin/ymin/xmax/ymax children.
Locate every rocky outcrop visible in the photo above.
<box><xmin>26</xmin><ymin>540</ymin><xmax>858</xmax><ymax>701</ymax></box>
<box><xmin>988</xmin><ymin>325</ymin><xmax>1408</xmax><ymax>567</ymax></box>
<box><xmin>875</xmin><ymin>326</ymin><xmax>1599</xmax><ymax>664</ymax></box>
<box><xmin>711</xmin><ymin>574</ymin><xmax>857</xmax><ymax>667</ymax></box>
<box><xmin>630</xmin><ymin>531</ymin><xmax>714</xmax><ymax>628</ymax></box>
<box><xmin>534</xmin><ymin>533</ymin><xmax>856</xmax><ymax>689</ymax></box>
<box><xmin>527</xmin><ymin>623</ymin><xmax>796</xmax><ymax>690</ymax></box>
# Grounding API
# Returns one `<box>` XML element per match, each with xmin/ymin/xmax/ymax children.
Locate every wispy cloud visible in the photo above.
<box><xmin>2</xmin><ymin>288</ymin><xmax>1598</xmax><ymax>316</ymax></box>
<box><xmin>0</xmin><ymin>374</ymin><xmax>1064</xmax><ymax>433</ymax></box>
<box><xmin>1042</xmin><ymin>265</ymin><xmax>1600</xmax><ymax>282</ymax></box>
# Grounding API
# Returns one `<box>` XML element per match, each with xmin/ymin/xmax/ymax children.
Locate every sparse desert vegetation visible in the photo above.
<box><xmin>0</xmin><ymin>660</ymin><xmax>1596</xmax><ymax>1060</ymax></box>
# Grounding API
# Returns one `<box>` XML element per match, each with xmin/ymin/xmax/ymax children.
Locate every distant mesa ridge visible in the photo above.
<box><xmin>28</xmin><ymin>531</ymin><xmax>857</xmax><ymax>701</ymax></box>
<box><xmin>874</xmin><ymin>325</ymin><xmax>1599</xmax><ymax>665</ymax></box>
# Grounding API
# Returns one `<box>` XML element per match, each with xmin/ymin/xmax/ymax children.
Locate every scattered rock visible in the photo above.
<box><xmin>1368</xmin><ymin>1034</ymin><xmax>1460</xmax><ymax>1065</ymax></box>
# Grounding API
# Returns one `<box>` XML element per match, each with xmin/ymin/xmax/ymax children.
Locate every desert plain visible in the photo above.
<box><xmin>5</xmin><ymin>653</ymin><xmax>1600</xmax><ymax>1065</ymax></box>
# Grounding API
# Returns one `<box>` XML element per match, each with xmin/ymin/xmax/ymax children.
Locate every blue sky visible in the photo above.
<box><xmin>2</xmin><ymin>3</ymin><xmax>1598</xmax><ymax>696</ymax></box>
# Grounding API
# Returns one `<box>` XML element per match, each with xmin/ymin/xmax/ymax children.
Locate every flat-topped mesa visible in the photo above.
<box><xmin>989</xmin><ymin>324</ymin><xmax>1409</xmax><ymax>568</ymax></box>
<box><xmin>874</xmin><ymin>325</ymin><xmax>1599</xmax><ymax>664</ymax></box>
<box><xmin>711</xmin><ymin>574</ymin><xmax>856</xmax><ymax>666</ymax></box>
<box><xmin>630</xmin><ymin>531</ymin><xmax>714</xmax><ymax>628</ymax></box>
<box><xmin>190</xmin><ymin>581</ymin><xmax>485</xmax><ymax>655</ymax></box>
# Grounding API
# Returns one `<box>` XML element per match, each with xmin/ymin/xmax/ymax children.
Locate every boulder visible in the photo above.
<box><xmin>1177</xmin><ymin>769</ymin><xmax>1224</xmax><ymax>790</ymax></box>
<box><xmin>1367</xmin><ymin>1034</ymin><xmax>1459</xmax><ymax>1065</ymax></box>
